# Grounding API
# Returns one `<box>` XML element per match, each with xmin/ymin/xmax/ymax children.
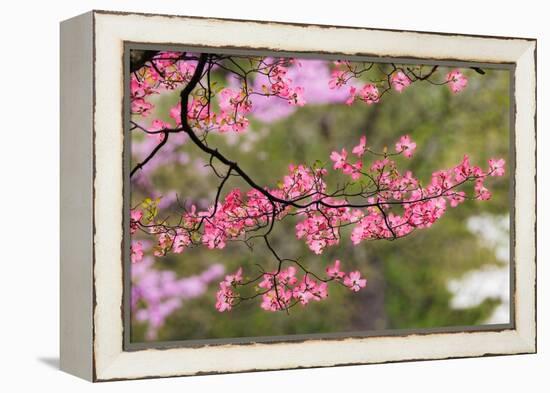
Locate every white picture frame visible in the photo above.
<box><xmin>60</xmin><ymin>10</ymin><xmax>537</xmax><ymax>381</ymax></box>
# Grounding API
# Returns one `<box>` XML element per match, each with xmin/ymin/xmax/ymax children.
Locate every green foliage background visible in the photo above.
<box><xmin>131</xmin><ymin>59</ymin><xmax>510</xmax><ymax>342</ymax></box>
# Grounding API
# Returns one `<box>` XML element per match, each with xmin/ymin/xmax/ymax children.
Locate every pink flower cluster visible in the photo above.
<box><xmin>327</xmin><ymin>62</ymin><xmax>382</xmax><ymax>105</ymax></box>
<box><xmin>327</xmin><ymin>64</ymin><xmax>469</xmax><ymax>106</ymax></box>
<box><xmin>320</xmin><ymin>135</ymin><xmax>503</xmax><ymax>250</ymax></box>
<box><xmin>264</xmin><ymin>62</ymin><xmax>306</xmax><ymax>107</ymax></box>
<box><xmin>344</xmin><ymin>84</ymin><xmax>380</xmax><ymax>106</ymax></box>
<box><xmin>147</xmin><ymin>165</ymin><xmax>327</xmax><ymax>254</ymax></box>
<box><xmin>295</xmin><ymin>197</ymin><xmax>354</xmax><ymax>254</ymax></box>
<box><xmin>134</xmin><ymin>134</ymin><xmax>505</xmax><ymax>267</ymax></box>
<box><xmin>131</xmin><ymin>53</ymin><xmax>472</xmax><ymax>143</ymax></box>
<box><xmin>329</xmin><ymin>135</ymin><xmax>413</xmax><ymax>183</ymax></box>
<box><xmin>215</xmin><ymin>267</ymin><xmax>243</xmax><ymax>312</ymax></box>
<box><xmin>215</xmin><ymin>260</ymin><xmax>367</xmax><ymax>312</ymax></box>
<box><xmin>349</xmin><ymin>152</ymin><xmax>505</xmax><ymax>246</ymax></box>
<box><xmin>167</xmin><ymin>88</ymin><xmax>254</xmax><ymax>133</ymax></box>
<box><xmin>162</xmin><ymin>60</ymin><xmax>307</xmax><ymax>133</ymax></box>
<box><xmin>199</xmin><ymin>188</ymin><xmax>277</xmax><ymax>250</ymax></box>
<box><xmin>329</xmin><ymin>135</ymin><xmax>368</xmax><ymax>180</ymax></box>
<box><xmin>130</xmin><ymin>51</ymin><xmax>197</xmax><ymax>117</ymax></box>
<box><xmin>216</xmin><ymin>88</ymin><xmax>252</xmax><ymax>132</ymax></box>
<box><xmin>153</xmin><ymin>228</ymin><xmax>193</xmax><ymax>256</ymax></box>
<box><xmin>168</xmin><ymin>97</ymin><xmax>213</xmax><ymax>129</ymax></box>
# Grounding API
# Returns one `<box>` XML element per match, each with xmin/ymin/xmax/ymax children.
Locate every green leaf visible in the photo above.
<box><xmin>141</xmin><ymin>197</ymin><xmax>160</xmax><ymax>223</ymax></box>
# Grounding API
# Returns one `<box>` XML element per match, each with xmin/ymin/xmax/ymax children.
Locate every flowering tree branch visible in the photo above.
<box><xmin>129</xmin><ymin>51</ymin><xmax>505</xmax><ymax>313</ymax></box>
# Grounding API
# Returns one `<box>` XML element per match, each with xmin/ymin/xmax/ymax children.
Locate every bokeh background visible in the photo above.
<box><xmin>130</xmin><ymin>53</ymin><xmax>511</xmax><ymax>343</ymax></box>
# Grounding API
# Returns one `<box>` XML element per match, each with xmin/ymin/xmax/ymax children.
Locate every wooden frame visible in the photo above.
<box><xmin>60</xmin><ymin>10</ymin><xmax>537</xmax><ymax>382</ymax></box>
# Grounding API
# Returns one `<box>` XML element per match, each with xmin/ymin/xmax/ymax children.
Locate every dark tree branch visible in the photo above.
<box><xmin>130</xmin><ymin>50</ymin><xmax>159</xmax><ymax>73</ymax></box>
<box><xmin>130</xmin><ymin>132</ymin><xmax>168</xmax><ymax>177</ymax></box>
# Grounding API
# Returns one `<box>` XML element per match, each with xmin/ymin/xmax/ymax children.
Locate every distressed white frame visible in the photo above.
<box><xmin>60</xmin><ymin>10</ymin><xmax>536</xmax><ymax>381</ymax></box>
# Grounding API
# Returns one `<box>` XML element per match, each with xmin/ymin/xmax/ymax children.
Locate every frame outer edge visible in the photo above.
<box><xmin>91</xmin><ymin>11</ymin><xmax>538</xmax><ymax>381</ymax></box>
<box><xmin>514</xmin><ymin>41</ymin><xmax>537</xmax><ymax>352</ymax></box>
<box><xmin>60</xmin><ymin>11</ymin><xmax>95</xmax><ymax>382</ymax></box>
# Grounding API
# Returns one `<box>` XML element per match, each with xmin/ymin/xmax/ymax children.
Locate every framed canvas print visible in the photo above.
<box><xmin>60</xmin><ymin>10</ymin><xmax>537</xmax><ymax>381</ymax></box>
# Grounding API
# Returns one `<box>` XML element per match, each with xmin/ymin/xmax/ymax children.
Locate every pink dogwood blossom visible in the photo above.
<box><xmin>475</xmin><ymin>182</ymin><xmax>492</xmax><ymax>200</ymax></box>
<box><xmin>446</xmin><ymin>70</ymin><xmax>468</xmax><ymax>93</ymax></box>
<box><xmin>223</xmin><ymin>267</ymin><xmax>243</xmax><ymax>286</ymax></box>
<box><xmin>357</xmin><ymin>84</ymin><xmax>380</xmax><ymax>104</ymax></box>
<box><xmin>395</xmin><ymin>135</ymin><xmax>417</xmax><ymax>158</ymax></box>
<box><xmin>352</xmin><ymin>135</ymin><xmax>367</xmax><ymax>157</ymax></box>
<box><xmin>328</xmin><ymin>69</ymin><xmax>349</xmax><ymax>89</ymax></box>
<box><xmin>488</xmin><ymin>158</ymin><xmax>506</xmax><ymax>176</ymax></box>
<box><xmin>330</xmin><ymin>148</ymin><xmax>348</xmax><ymax>170</ymax></box>
<box><xmin>343</xmin><ymin>271</ymin><xmax>367</xmax><ymax>292</ymax></box>
<box><xmin>391</xmin><ymin>71</ymin><xmax>412</xmax><ymax>92</ymax></box>
<box><xmin>215</xmin><ymin>282</ymin><xmax>235</xmax><ymax>312</ymax></box>
<box><xmin>326</xmin><ymin>259</ymin><xmax>345</xmax><ymax>280</ymax></box>
<box><xmin>342</xmin><ymin>161</ymin><xmax>363</xmax><ymax>180</ymax></box>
